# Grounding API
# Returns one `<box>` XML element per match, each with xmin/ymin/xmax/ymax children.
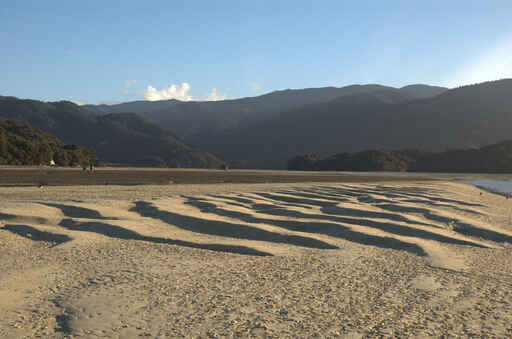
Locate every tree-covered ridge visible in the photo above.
<box><xmin>0</xmin><ymin>97</ymin><xmax>225</xmax><ymax>168</ymax></box>
<box><xmin>0</xmin><ymin>118</ymin><xmax>98</xmax><ymax>166</ymax></box>
<box><xmin>85</xmin><ymin>84</ymin><xmax>446</xmax><ymax>142</ymax></box>
<box><xmin>199</xmin><ymin>79</ymin><xmax>512</xmax><ymax>169</ymax></box>
<box><xmin>288</xmin><ymin>140</ymin><xmax>512</xmax><ymax>173</ymax></box>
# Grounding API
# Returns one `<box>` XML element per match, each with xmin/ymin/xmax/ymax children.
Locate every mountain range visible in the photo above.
<box><xmin>85</xmin><ymin>84</ymin><xmax>447</xmax><ymax>141</ymax></box>
<box><xmin>146</xmin><ymin>79</ymin><xmax>508</xmax><ymax>169</ymax></box>
<box><xmin>0</xmin><ymin>96</ymin><xmax>224</xmax><ymax>168</ymax></box>
<box><xmin>2</xmin><ymin>79</ymin><xmax>512</xmax><ymax>170</ymax></box>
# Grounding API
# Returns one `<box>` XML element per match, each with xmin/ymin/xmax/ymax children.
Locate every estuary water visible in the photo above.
<box><xmin>463</xmin><ymin>180</ymin><xmax>512</xmax><ymax>196</ymax></box>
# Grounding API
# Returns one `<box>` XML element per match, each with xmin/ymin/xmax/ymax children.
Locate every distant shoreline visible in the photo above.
<box><xmin>3</xmin><ymin>166</ymin><xmax>512</xmax><ymax>187</ymax></box>
<box><xmin>0</xmin><ymin>167</ymin><xmax>434</xmax><ymax>187</ymax></box>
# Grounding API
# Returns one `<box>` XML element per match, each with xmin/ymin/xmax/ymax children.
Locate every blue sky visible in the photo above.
<box><xmin>1</xmin><ymin>1</ymin><xmax>512</xmax><ymax>104</ymax></box>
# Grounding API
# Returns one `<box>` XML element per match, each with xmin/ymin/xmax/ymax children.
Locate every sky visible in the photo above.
<box><xmin>1</xmin><ymin>1</ymin><xmax>512</xmax><ymax>105</ymax></box>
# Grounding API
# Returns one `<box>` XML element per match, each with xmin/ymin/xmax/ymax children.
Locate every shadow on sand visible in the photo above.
<box><xmin>58</xmin><ymin>218</ymin><xmax>272</xmax><ymax>256</ymax></box>
<box><xmin>317</xmin><ymin>185</ymin><xmax>484</xmax><ymax>207</ymax></box>
<box><xmin>39</xmin><ymin>203</ymin><xmax>115</xmax><ymax>220</ymax></box>
<box><xmin>0</xmin><ymin>212</ymin><xmax>49</xmax><ymax>224</ymax></box>
<box><xmin>2</xmin><ymin>224</ymin><xmax>72</xmax><ymax>247</ymax></box>
<box><xmin>199</xmin><ymin>195</ymin><xmax>488</xmax><ymax>249</ymax></box>
<box><xmin>182</xmin><ymin>197</ymin><xmax>428</xmax><ymax>256</ymax></box>
<box><xmin>129</xmin><ymin>201</ymin><xmax>339</xmax><ymax>250</ymax></box>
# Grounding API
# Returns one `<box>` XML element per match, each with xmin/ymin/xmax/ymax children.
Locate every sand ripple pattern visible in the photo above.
<box><xmin>1</xmin><ymin>184</ymin><xmax>511</xmax><ymax>263</ymax></box>
<box><xmin>2</xmin><ymin>182</ymin><xmax>512</xmax><ymax>337</ymax></box>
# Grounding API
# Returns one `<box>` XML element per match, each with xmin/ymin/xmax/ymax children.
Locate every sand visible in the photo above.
<box><xmin>1</xmin><ymin>181</ymin><xmax>512</xmax><ymax>337</ymax></box>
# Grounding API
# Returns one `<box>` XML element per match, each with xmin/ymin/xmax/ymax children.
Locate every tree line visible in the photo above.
<box><xmin>0</xmin><ymin>118</ymin><xmax>99</xmax><ymax>166</ymax></box>
<box><xmin>288</xmin><ymin>140</ymin><xmax>512</xmax><ymax>173</ymax></box>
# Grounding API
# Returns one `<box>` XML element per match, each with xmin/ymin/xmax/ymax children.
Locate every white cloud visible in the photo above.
<box><xmin>141</xmin><ymin>83</ymin><xmax>227</xmax><ymax>102</ymax></box>
<box><xmin>73</xmin><ymin>100</ymin><xmax>86</xmax><ymax>106</ymax></box>
<box><xmin>142</xmin><ymin>83</ymin><xmax>194</xmax><ymax>101</ymax></box>
<box><xmin>250</xmin><ymin>82</ymin><xmax>261</xmax><ymax>92</ymax></box>
<box><xmin>204</xmin><ymin>88</ymin><xmax>228</xmax><ymax>101</ymax></box>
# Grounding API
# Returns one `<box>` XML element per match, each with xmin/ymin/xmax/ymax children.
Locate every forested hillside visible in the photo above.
<box><xmin>6</xmin><ymin>79</ymin><xmax>512</xmax><ymax>171</ymax></box>
<box><xmin>0</xmin><ymin>97</ymin><xmax>225</xmax><ymax>168</ymax></box>
<box><xmin>86</xmin><ymin>84</ymin><xmax>446</xmax><ymax>141</ymax></box>
<box><xmin>0</xmin><ymin>118</ymin><xmax>98</xmax><ymax>166</ymax></box>
<box><xmin>288</xmin><ymin>139</ymin><xmax>512</xmax><ymax>173</ymax></box>
<box><xmin>201</xmin><ymin>80</ymin><xmax>512</xmax><ymax>168</ymax></box>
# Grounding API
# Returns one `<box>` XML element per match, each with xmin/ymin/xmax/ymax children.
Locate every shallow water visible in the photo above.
<box><xmin>463</xmin><ymin>180</ymin><xmax>512</xmax><ymax>195</ymax></box>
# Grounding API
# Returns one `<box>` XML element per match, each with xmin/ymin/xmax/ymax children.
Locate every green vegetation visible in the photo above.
<box><xmin>0</xmin><ymin>118</ymin><xmax>98</xmax><ymax>166</ymax></box>
<box><xmin>180</xmin><ymin>79</ymin><xmax>511</xmax><ymax>169</ymax></box>
<box><xmin>0</xmin><ymin>97</ymin><xmax>225</xmax><ymax>168</ymax></box>
<box><xmin>3</xmin><ymin>79</ymin><xmax>512</xmax><ymax>171</ymax></box>
<box><xmin>288</xmin><ymin>140</ymin><xmax>512</xmax><ymax>173</ymax></box>
<box><xmin>288</xmin><ymin>150</ymin><xmax>413</xmax><ymax>172</ymax></box>
<box><xmin>85</xmin><ymin>84</ymin><xmax>446</xmax><ymax>168</ymax></box>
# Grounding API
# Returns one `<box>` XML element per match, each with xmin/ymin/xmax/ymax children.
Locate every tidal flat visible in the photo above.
<box><xmin>1</xmin><ymin>178</ymin><xmax>512</xmax><ymax>337</ymax></box>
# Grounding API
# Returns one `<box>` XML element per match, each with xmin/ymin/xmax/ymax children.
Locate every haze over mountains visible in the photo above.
<box><xmin>2</xmin><ymin>79</ymin><xmax>512</xmax><ymax>170</ymax></box>
<box><xmin>85</xmin><ymin>84</ymin><xmax>447</xmax><ymax>141</ymax></box>
<box><xmin>89</xmin><ymin>80</ymin><xmax>512</xmax><ymax>169</ymax></box>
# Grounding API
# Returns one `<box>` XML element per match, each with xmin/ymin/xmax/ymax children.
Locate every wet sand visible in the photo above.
<box><xmin>1</xmin><ymin>181</ymin><xmax>512</xmax><ymax>337</ymax></box>
<box><xmin>0</xmin><ymin>167</ymin><xmax>433</xmax><ymax>187</ymax></box>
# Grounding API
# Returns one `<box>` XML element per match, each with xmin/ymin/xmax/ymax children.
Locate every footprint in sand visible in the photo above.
<box><xmin>420</xmin><ymin>242</ymin><xmax>469</xmax><ymax>271</ymax></box>
<box><xmin>410</xmin><ymin>275</ymin><xmax>443</xmax><ymax>291</ymax></box>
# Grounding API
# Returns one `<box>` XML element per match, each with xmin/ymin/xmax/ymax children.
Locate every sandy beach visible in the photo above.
<box><xmin>1</xmin><ymin>180</ymin><xmax>512</xmax><ymax>337</ymax></box>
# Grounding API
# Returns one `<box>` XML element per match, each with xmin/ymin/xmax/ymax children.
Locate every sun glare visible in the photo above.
<box><xmin>448</xmin><ymin>35</ymin><xmax>512</xmax><ymax>87</ymax></box>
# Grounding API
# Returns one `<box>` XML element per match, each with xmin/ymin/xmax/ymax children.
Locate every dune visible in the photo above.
<box><xmin>1</xmin><ymin>181</ymin><xmax>512</xmax><ymax>337</ymax></box>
